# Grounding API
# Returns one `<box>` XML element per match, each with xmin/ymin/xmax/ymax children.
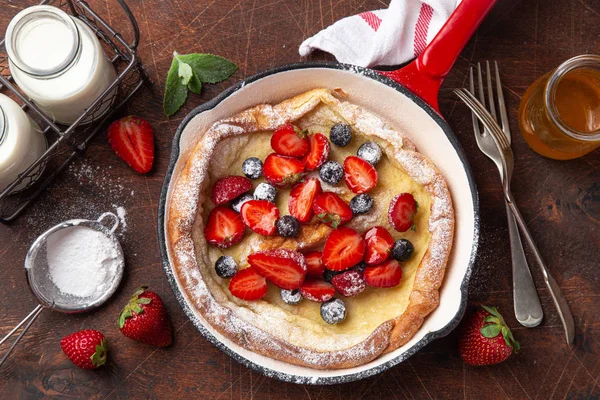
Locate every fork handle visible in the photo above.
<box><xmin>506</xmin><ymin>201</ymin><xmax>544</xmax><ymax>327</ymax></box>
<box><xmin>505</xmin><ymin>194</ymin><xmax>575</xmax><ymax>345</ymax></box>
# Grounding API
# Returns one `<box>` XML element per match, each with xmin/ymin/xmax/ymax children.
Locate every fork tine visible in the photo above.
<box><xmin>469</xmin><ymin>67</ymin><xmax>482</xmax><ymax>137</ymax></box>
<box><xmin>476</xmin><ymin>63</ymin><xmax>486</xmax><ymax>108</ymax></box>
<box><xmin>486</xmin><ymin>61</ymin><xmax>497</xmax><ymax>121</ymax></box>
<box><xmin>495</xmin><ymin>61</ymin><xmax>512</xmax><ymax>143</ymax></box>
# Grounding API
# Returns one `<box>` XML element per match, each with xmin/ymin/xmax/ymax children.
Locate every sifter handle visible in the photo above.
<box><xmin>0</xmin><ymin>304</ymin><xmax>44</xmax><ymax>368</ymax></box>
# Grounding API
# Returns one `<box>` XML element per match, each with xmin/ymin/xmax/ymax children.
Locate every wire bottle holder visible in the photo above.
<box><xmin>0</xmin><ymin>0</ymin><xmax>147</xmax><ymax>223</ymax></box>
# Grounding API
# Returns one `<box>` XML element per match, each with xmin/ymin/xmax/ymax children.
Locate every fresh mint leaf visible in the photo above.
<box><xmin>176</xmin><ymin>53</ymin><xmax>237</xmax><ymax>84</ymax></box>
<box><xmin>188</xmin><ymin>70</ymin><xmax>202</xmax><ymax>94</ymax></box>
<box><xmin>164</xmin><ymin>55</ymin><xmax>189</xmax><ymax>117</ymax></box>
<box><xmin>178</xmin><ymin>60</ymin><xmax>193</xmax><ymax>85</ymax></box>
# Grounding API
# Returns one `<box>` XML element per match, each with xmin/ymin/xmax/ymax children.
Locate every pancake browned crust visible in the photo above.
<box><xmin>166</xmin><ymin>88</ymin><xmax>454</xmax><ymax>369</ymax></box>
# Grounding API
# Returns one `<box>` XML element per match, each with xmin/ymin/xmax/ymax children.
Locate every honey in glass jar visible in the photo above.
<box><xmin>518</xmin><ymin>55</ymin><xmax>600</xmax><ymax>160</ymax></box>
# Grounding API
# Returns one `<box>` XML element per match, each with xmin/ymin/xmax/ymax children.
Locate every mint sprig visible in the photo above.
<box><xmin>163</xmin><ymin>52</ymin><xmax>237</xmax><ymax>116</ymax></box>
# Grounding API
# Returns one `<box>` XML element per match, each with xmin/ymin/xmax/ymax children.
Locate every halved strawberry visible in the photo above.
<box><xmin>322</xmin><ymin>227</ymin><xmax>366</xmax><ymax>271</ymax></box>
<box><xmin>364</xmin><ymin>259</ymin><xmax>403</xmax><ymax>288</ymax></box>
<box><xmin>271</xmin><ymin>124</ymin><xmax>309</xmax><ymax>157</ymax></box>
<box><xmin>263</xmin><ymin>153</ymin><xmax>305</xmax><ymax>187</ymax></box>
<box><xmin>303</xmin><ymin>133</ymin><xmax>330</xmax><ymax>170</ymax></box>
<box><xmin>211</xmin><ymin>176</ymin><xmax>253</xmax><ymax>206</ymax></box>
<box><xmin>289</xmin><ymin>178</ymin><xmax>322</xmax><ymax>223</ymax></box>
<box><xmin>313</xmin><ymin>192</ymin><xmax>353</xmax><ymax>228</ymax></box>
<box><xmin>344</xmin><ymin>156</ymin><xmax>378</xmax><ymax>194</ymax></box>
<box><xmin>388</xmin><ymin>193</ymin><xmax>418</xmax><ymax>232</ymax></box>
<box><xmin>363</xmin><ymin>226</ymin><xmax>394</xmax><ymax>265</ymax></box>
<box><xmin>240</xmin><ymin>200</ymin><xmax>280</xmax><ymax>236</ymax></box>
<box><xmin>331</xmin><ymin>270</ymin><xmax>366</xmax><ymax>297</ymax></box>
<box><xmin>229</xmin><ymin>267</ymin><xmax>267</xmax><ymax>301</ymax></box>
<box><xmin>107</xmin><ymin>115</ymin><xmax>154</xmax><ymax>174</ymax></box>
<box><xmin>248</xmin><ymin>249</ymin><xmax>307</xmax><ymax>290</ymax></box>
<box><xmin>299</xmin><ymin>279</ymin><xmax>335</xmax><ymax>302</ymax></box>
<box><xmin>204</xmin><ymin>206</ymin><xmax>245</xmax><ymax>248</ymax></box>
<box><xmin>304</xmin><ymin>251</ymin><xmax>325</xmax><ymax>278</ymax></box>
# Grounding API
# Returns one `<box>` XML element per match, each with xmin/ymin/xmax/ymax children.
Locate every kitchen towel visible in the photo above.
<box><xmin>299</xmin><ymin>0</ymin><xmax>460</xmax><ymax>67</ymax></box>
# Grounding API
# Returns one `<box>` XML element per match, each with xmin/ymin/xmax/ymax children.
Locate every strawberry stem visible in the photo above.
<box><xmin>118</xmin><ymin>285</ymin><xmax>151</xmax><ymax>328</ymax></box>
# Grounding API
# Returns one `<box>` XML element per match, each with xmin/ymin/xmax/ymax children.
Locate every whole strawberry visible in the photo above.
<box><xmin>60</xmin><ymin>329</ymin><xmax>108</xmax><ymax>369</ymax></box>
<box><xmin>118</xmin><ymin>286</ymin><xmax>172</xmax><ymax>347</ymax></box>
<box><xmin>459</xmin><ymin>305</ymin><xmax>520</xmax><ymax>366</ymax></box>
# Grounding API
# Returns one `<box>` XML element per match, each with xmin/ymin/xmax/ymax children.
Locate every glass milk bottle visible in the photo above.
<box><xmin>0</xmin><ymin>93</ymin><xmax>47</xmax><ymax>193</ymax></box>
<box><xmin>5</xmin><ymin>5</ymin><xmax>117</xmax><ymax>125</ymax></box>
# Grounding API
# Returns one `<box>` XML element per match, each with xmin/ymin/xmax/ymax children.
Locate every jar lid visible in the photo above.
<box><xmin>5</xmin><ymin>5</ymin><xmax>80</xmax><ymax>78</ymax></box>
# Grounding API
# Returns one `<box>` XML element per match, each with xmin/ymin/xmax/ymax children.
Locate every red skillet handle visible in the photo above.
<box><xmin>381</xmin><ymin>0</ymin><xmax>497</xmax><ymax>113</ymax></box>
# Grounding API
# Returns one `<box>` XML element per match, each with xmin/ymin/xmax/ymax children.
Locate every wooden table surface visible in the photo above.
<box><xmin>1</xmin><ymin>0</ymin><xmax>599</xmax><ymax>398</ymax></box>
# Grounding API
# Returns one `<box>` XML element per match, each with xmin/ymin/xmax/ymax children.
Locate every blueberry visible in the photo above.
<box><xmin>215</xmin><ymin>256</ymin><xmax>237</xmax><ymax>278</ymax></box>
<box><xmin>242</xmin><ymin>157</ymin><xmax>263</xmax><ymax>179</ymax></box>
<box><xmin>357</xmin><ymin>141</ymin><xmax>382</xmax><ymax>165</ymax></box>
<box><xmin>349</xmin><ymin>193</ymin><xmax>373</xmax><ymax>215</ymax></box>
<box><xmin>319</xmin><ymin>161</ymin><xmax>344</xmax><ymax>185</ymax></box>
<box><xmin>254</xmin><ymin>182</ymin><xmax>277</xmax><ymax>203</ymax></box>
<box><xmin>323</xmin><ymin>269</ymin><xmax>342</xmax><ymax>283</ymax></box>
<box><xmin>280</xmin><ymin>289</ymin><xmax>302</xmax><ymax>305</ymax></box>
<box><xmin>329</xmin><ymin>124</ymin><xmax>352</xmax><ymax>147</ymax></box>
<box><xmin>391</xmin><ymin>239</ymin><xmax>414</xmax><ymax>261</ymax></box>
<box><xmin>351</xmin><ymin>261</ymin><xmax>367</xmax><ymax>273</ymax></box>
<box><xmin>231</xmin><ymin>193</ymin><xmax>253</xmax><ymax>213</ymax></box>
<box><xmin>276</xmin><ymin>215</ymin><xmax>300</xmax><ymax>237</ymax></box>
<box><xmin>320</xmin><ymin>298</ymin><xmax>347</xmax><ymax>324</ymax></box>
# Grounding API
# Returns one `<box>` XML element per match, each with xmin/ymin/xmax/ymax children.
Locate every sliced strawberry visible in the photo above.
<box><xmin>344</xmin><ymin>156</ymin><xmax>378</xmax><ymax>194</ymax></box>
<box><xmin>363</xmin><ymin>226</ymin><xmax>394</xmax><ymax>265</ymax></box>
<box><xmin>263</xmin><ymin>153</ymin><xmax>305</xmax><ymax>187</ymax></box>
<box><xmin>248</xmin><ymin>249</ymin><xmax>307</xmax><ymax>290</ymax></box>
<box><xmin>107</xmin><ymin>115</ymin><xmax>154</xmax><ymax>174</ymax></box>
<box><xmin>304</xmin><ymin>251</ymin><xmax>325</xmax><ymax>278</ymax></box>
<box><xmin>322</xmin><ymin>227</ymin><xmax>366</xmax><ymax>271</ymax></box>
<box><xmin>271</xmin><ymin>124</ymin><xmax>310</xmax><ymax>157</ymax></box>
<box><xmin>204</xmin><ymin>206</ymin><xmax>245</xmax><ymax>248</ymax></box>
<box><xmin>211</xmin><ymin>176</ymin><xmax>253</xmax><ymax>206</ymax></box>
<box><xmin>388</xmin><ymin>193</ymin><xmax>418</xmax><ymax>232</ymax></box>
<box><xmin>313</xmin><ymin>192</ymin><xmax>353</xmax><ymax>228</ymax></box>
<box><xmin>240</xmin><ymin>200</ymin><xmax>280</xmax><ymax>236</ymax></box>
<box><xmin>364</xmin><ymin>259</ymin><xmax>403</xmax><ymax>288</ymax></box>
<box><xmin>299</xmin><ymin>279</ymin><xmax>335</xmax><ymax>302</ymax></box>
<box><xmin>331</xmin><ymin>270</ymin><xmax>366</xmax><ymax>297</ymax></box>
<box><xmin>289</xmin><ymin>178</ymin><xmax>322</xmax><ymax>223</ymax></box>
<box><xmin>303</xmin><ymin>133</ymin><xmax>330</xmax><ymax>170</ymax></box>
<box><xmin>229</xmin><ymin>267</ymin><xmax>267</xmax><ymax>301</ymax></box>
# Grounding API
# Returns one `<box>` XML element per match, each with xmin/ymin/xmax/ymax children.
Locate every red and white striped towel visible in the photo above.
<box><xmin>299</xmin><ymin>0</ymin><xmax>460</xmax><ymax>67</ymax></box>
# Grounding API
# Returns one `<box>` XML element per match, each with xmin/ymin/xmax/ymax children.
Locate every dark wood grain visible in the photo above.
<box><xmin>1</xmin><ymin>0</ymin><xmax>599</xmax><ymax>398</ymax></box>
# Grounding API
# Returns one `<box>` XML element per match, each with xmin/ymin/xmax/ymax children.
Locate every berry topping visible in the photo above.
<box><xmin>391</xmin><ymin>239</ymin><xmax>415</xmax><ymax>261</ymax></box>
<box><xmin>211</xmin><ymin>175</ymin><xmax>253</xmax><ymax>206</ymax></box>
<box><xmin>215</xmin><ymin>255</ymin><xmax>238</xmax><ymax>278</ymax></box>
<box><xmin>331</xmin><ymin>270</ymin><xmax>366</xmax><ymax>297</ymax></box>
<box><xmin>319</xmin><ymin>161</ymin><xmax>344</xmax><ymax>185</ymax></box>
<box><xmin>300</xmin><ymin>279</ymin><xmax>335</xmax><ymax>302</ymax></box>
<box><xmin>329</xmin><ymin>123</ymin><xmax>352</xmax><ymax>147</ymax></box>
<box><xmin>229</xmin><ymin>267</ymin><xmax>267</xmax><ymax>301</ymax></box>
<box><xmin>61</xmin><ymin>330</ymin><xmax>108</xmax><ymax>369</ymax></box>
<box><xmin>351</xmin><ymin>261</ymin><xmax>367</xmax><ymax>273</ymax></box>
<box><xmin>248</xmin><ymin>249</ymin><xmax>307</xmax><ymax>290</ymax></box>
<box><xmin>323</xmin><ymin>269</ymin><xmax>342</xmax><ymax>283</ymax></box>
<box><xmin>204</xmin><ymin>206</ymin><xmax>245</xmax><ymax>248</ymax></box>
<box><xmin>303</xmin><ymin>133</ymin><xmax>330</xmax><ymax>170</ymax></box>
<box><xmin>363</xmin><ymin>226</ymin><xmax>394</xmax><ymax>265</ymax></box>
<box><xmin>364</xmin><ymin>259</ymin><xmax>403</xmax><ymax>288</ymax></box>
<box><xmin>276</xmin><ymin>215</ymin><xmax>300</xmax><ymax>237</ymax></box>
<box><xmin>280</xmin><ymin>289</ymin><xmax>302</xmax><ymax>305</ymax></box>
<box><xmin>304</xmin><ymin>251</ymin><xmax>325</xmax><ymax>278</ymax></box>
<box><xmin>271</xmin><ymin>124</ymin><xmax>310</xmax><ymax>157</ymax></box>
<box><xmin>288</xmin><ymin>178</ymin><xmax>322</xmax><ymax>222</ymax></box>
<box><xmin>231</xmin><ymin>192</ymin><xmax>253</xmax><ymax>213</ymax></box>
<box><xmin>242</xmin><ymin>157</ymin><xmax>263</xmax><ymax>179</ymax></box>
<box><xmin>240</xmin><ymin>200</ymin><xmax>280</xmax><ymax>236</ymax></box>
<box><xmin>313</xmin><ymin>192</ymin><xmax>353</xmax><ymax>228</ymax></box>
<box><xmin>107</xmin><ymin>115</ymin><xmax>154</xmax><ymax>174</ymax></box>
<box><xmin>349</xmin><ymin>193</ymin><xmax>374</xmax><ymax>215</ymax></box>
<box><xmin>344</xmin><ymin>156</ymin><xmax>378</xmax><ymax>194</ymax></box>
<box><xmin>388</xmin><ymin>193</ymin><xmax>418</xmax><ymax>232</ymax></box>
<box><xmin>263</xmin><ymin>153</ymin><xmax>305</xmax><ymax>187</ymax></box>
<box><xmin>320</xmin><ymin>298</ymin><xmax>347</xmax><ymax>324</ymax></box>
<box><xmin>322</xmin><ymin>227</ymin><xmax>366</xmax><ymax>271</ymax></box>
<box><xmin>357</xmin><ymin>141</ymin><xmax>382</xmax><ymax>165</ymax></box>
<box><xmin>253</xmin><ymin>182</ymin><xmax>277</xmax><ymax>203</ymax></box>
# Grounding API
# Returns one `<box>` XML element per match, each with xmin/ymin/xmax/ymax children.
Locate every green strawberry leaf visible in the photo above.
<box><xmin>91</xmin><ymin>339</ymin><xmax>108</xmax><ymax>367</ymax></box>
<box><xmin>164</xmin><ymin>56</ymin><xmax>189</xmax><ymax>117</ymax></box>
<box><xmin>188</xmin><ymin>71</ymin><xmax>202</xmax><ymax>94</ymax></box>
<box><xmin>178</xmin><ymin>59</ymin><xmax>193</xmax><ymax>85</ymax></box>
<box><xmin>176</xmin><ymin>53</ymin><xmax>237</xmax><ymax>84</ymax></box>
<box><xmin>480</xmin><ymin>323</ymin><xmax>501</xmax><ymax>338</ymax></box>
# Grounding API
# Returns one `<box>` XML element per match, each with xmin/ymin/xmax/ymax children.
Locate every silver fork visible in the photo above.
<box><xmin>454</xmin><ymin>84</ymin><xmax>575</xmax><ymax>346</ymax></box>
<box><xmin>468</xmin><ymin>62</ymin><xmax>543</xmax><ymax>328</ymax></box>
